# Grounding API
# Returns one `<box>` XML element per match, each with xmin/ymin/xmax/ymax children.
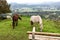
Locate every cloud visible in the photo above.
<box><xmin>7</xmin><ymin>0</ymin><xmax>60</xmax><ymax>4</ymax></box>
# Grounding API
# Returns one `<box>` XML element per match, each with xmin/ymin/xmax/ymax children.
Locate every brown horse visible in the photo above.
<box><xmin>12</xmin><ymin>14</ymin><xmax>22</xmax><ymax>29</ymax></box>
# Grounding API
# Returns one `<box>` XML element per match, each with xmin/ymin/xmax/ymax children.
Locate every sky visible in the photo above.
<box><xmin>7</xmin><ymin>0</ymin><xmax>60</xmax><ymax>4</ymax></box>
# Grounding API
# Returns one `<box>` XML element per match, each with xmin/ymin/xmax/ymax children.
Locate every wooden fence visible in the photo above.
<box><xmin>27</xmin><ymin>27</ymin><xmax>60</xmax><ymax>40</ymax></box>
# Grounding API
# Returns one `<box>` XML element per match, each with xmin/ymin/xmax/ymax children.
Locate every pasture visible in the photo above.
<box><xmin>0</xmin><ymin>16</ymin><xmax>60</xmax><ymax>40</ymax></box>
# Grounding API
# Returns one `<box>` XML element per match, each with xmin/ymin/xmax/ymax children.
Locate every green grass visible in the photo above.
<box><xmin>0</xmin><ymin>16</ymin><xmax>60</xmax><ymax>40</ymax></box>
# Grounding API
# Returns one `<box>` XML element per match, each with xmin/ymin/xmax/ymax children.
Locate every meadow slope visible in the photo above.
<box><xmin>0</xmin><ymin>16</ymin><xmax>60</xmax><ymax>40</ymax></box>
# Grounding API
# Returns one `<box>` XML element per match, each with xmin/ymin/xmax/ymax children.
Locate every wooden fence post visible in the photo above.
<box><xmin>32</xmin><ymin>27</ymin><xmax>35</xmax><ymax>40</ymax></box>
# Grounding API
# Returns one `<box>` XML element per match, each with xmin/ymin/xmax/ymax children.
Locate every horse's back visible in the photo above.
<box><xmin>13</xmin><ymin>15</ymin><xmax>18</xmax><ymax>21</ymax></box>
<box><xmin>30</xmin><ymin>15</ymin><xmax>42</xmax><ymax>22</ymax></box>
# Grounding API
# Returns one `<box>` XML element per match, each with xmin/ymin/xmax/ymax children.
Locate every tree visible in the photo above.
<box><xmin>0</xmin><ymin>0</ymin><xmax>11</xmax><ymax>14</ymax></box>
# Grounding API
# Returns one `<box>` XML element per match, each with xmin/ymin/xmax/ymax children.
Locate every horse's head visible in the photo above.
<box><xmin>18</xmin><ymin>15</ymin><xmax>22</xmax><ymax>20</ymax></box>
<box><xmin>19</xmin><ymin>17</ymin><xmax>22</xmax><ymax>20</ymax></box>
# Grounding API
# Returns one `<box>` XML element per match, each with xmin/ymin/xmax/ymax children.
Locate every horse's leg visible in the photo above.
<box><xmin>39</xmin><ymin>22</ymin><xmax>43</xmax><ymax>32</ymax></box>
<box><xmin>40</xmin><ymin>24</ymin><xmax>43</xmax><ymax>32</ymax></box>
<box><xmin>16</xmin><ymin>20</ymin><xmax>18</xmax><ymax>26</ymax></box>
<box><xmin>31</xmin><ymin>21</ymin><xmax>33</xmax><ymax>26</ymax></box>
<box><xmin>12</xmin><ymin>21</ymin><xmax>15</xmax><ymax>29</ymax></box>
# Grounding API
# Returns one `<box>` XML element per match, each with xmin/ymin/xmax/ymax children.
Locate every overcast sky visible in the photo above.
<box><xmin>7</xmin><ymin>0</ymin><xmax>60</xmax><ymax>4</ymax></box>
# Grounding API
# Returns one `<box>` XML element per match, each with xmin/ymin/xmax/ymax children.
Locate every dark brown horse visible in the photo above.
<box><xmin>12</xmin><ymin>14</ymin><xmax>22</xmax><ymax>29</ymax></box>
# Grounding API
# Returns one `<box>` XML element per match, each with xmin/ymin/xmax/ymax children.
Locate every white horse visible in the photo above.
<box><xmin>30</xmin><ymin>15</ymin><xmax>43</xmax><ymax>32</ymax></box>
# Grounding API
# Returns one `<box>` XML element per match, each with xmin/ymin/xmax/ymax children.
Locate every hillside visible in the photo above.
<box><xmin>0</xmin><ymin>16</ymin><xmax>60</xmax><ymax>40</ymax></box>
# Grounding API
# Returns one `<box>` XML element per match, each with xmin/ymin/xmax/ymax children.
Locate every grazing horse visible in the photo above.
<box><xmin>30</xmin><ymin>15</ymin><xmax>43</xmax><ymax>32</ymax></box>
<box><xmin>12</xmin><ymin>14</ymin><xmax>22</xmax><ymax>29</ymax></box>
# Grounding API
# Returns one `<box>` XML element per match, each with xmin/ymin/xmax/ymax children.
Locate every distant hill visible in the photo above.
<box><xmin>10</xmin><ymin>2</ymin><xmax>60</xmax><ymax>10</ymax></box>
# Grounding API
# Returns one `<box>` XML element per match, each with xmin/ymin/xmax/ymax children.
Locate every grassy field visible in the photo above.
<box><xmin>0</xmin><ymin>16</ymin><xmax>60</xmax><ymax>40</ymax></box>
